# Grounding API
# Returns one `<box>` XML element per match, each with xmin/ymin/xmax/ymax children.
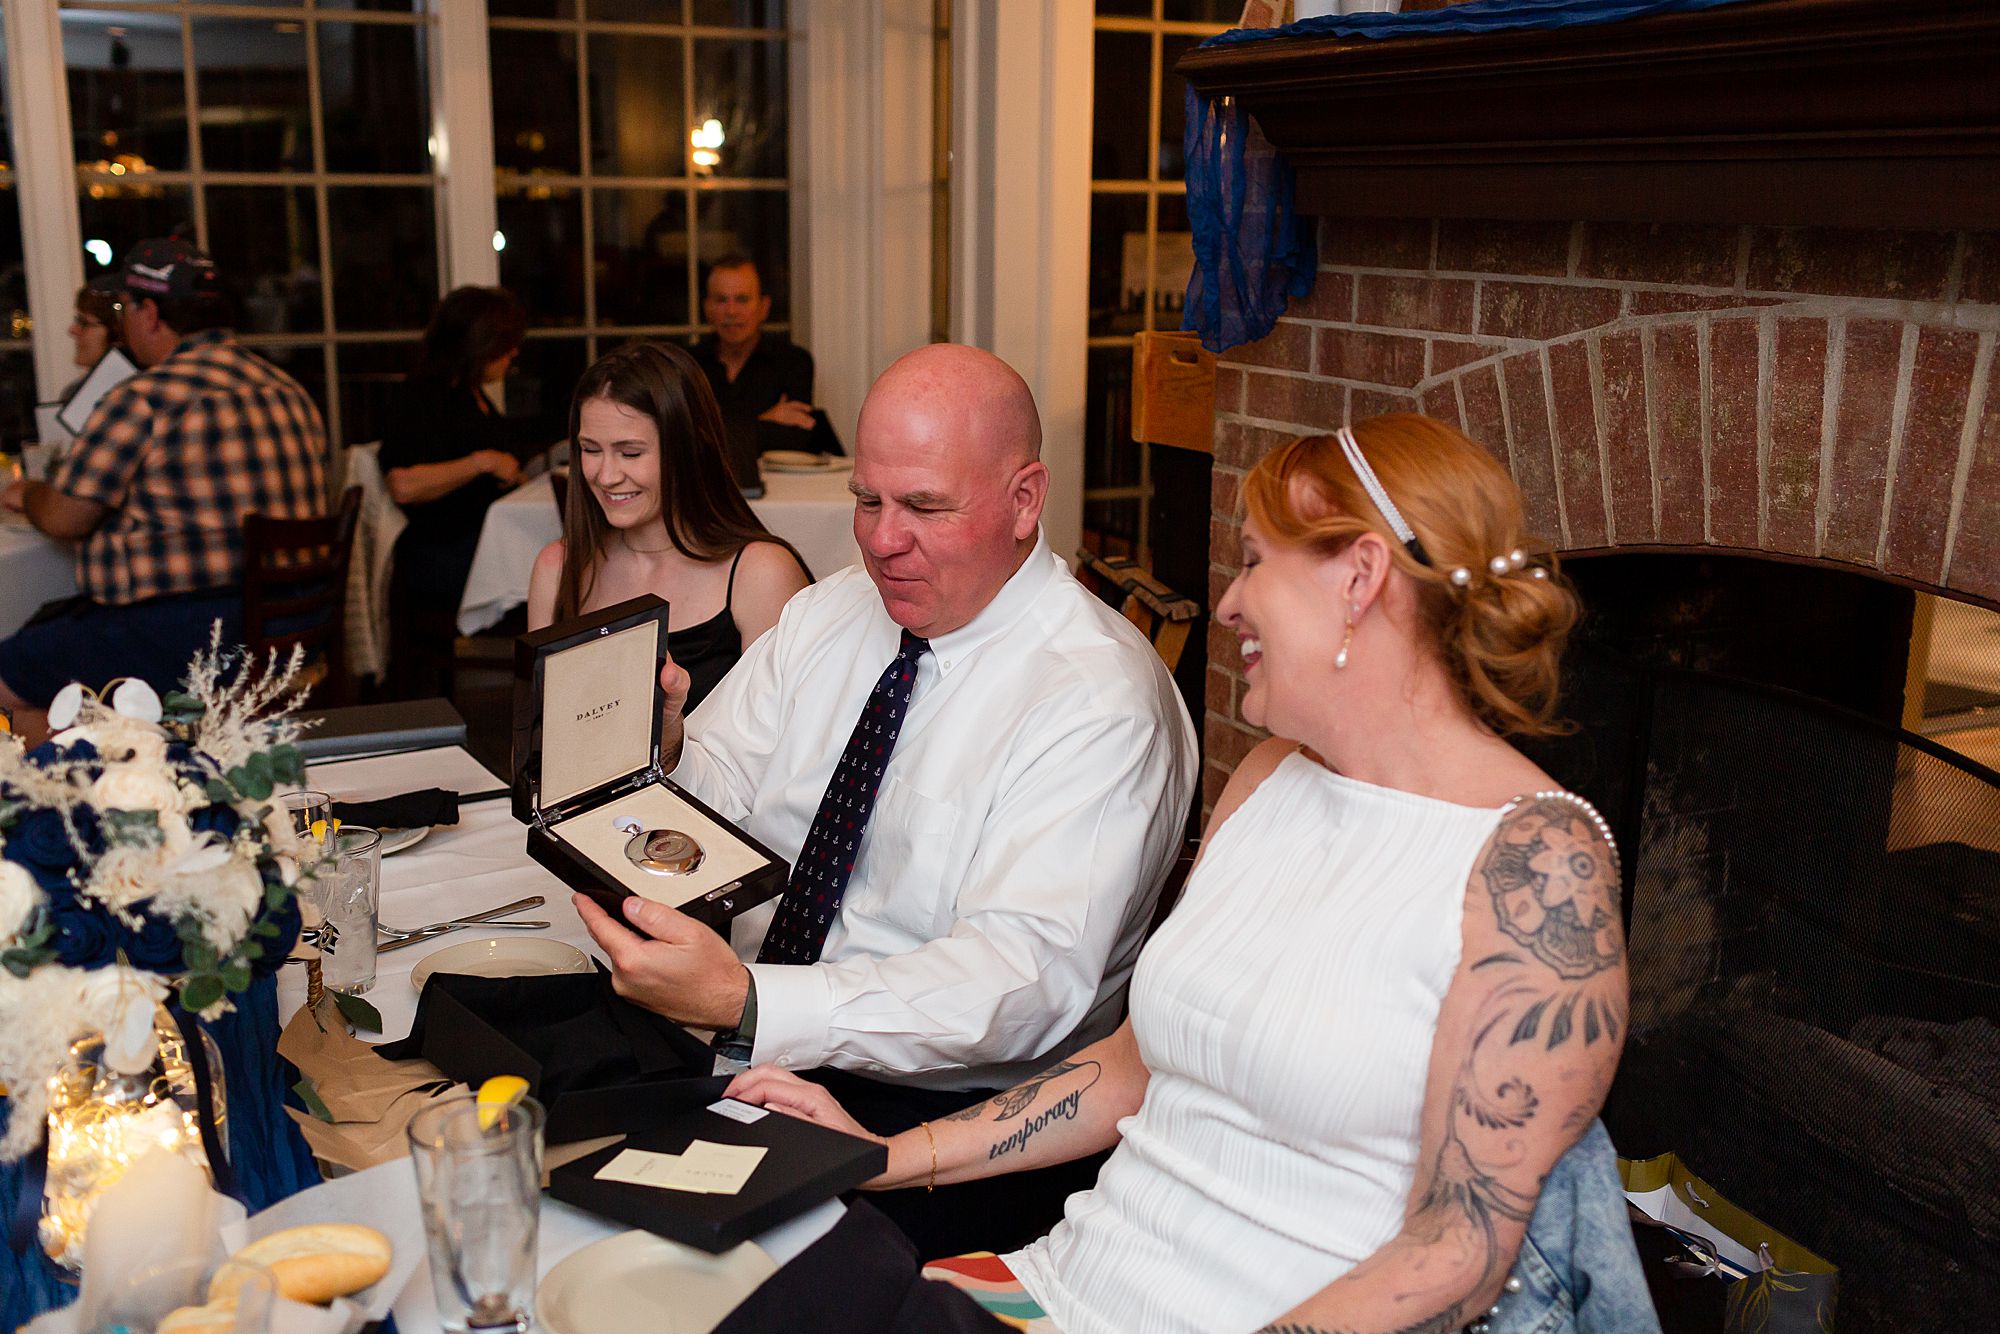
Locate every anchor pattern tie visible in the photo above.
<box><xmin>757</xmin><ymin>629</ymin><xmax>931</xmax><ymax>965</ymax></box>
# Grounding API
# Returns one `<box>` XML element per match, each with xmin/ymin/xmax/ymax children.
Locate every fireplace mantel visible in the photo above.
<box><xmin>1175</xmin><ymin>0</ymin><xmax>2000</xmax><ymax>229</ymax></box>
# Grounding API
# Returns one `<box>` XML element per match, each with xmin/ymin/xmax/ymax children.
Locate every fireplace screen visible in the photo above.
<box><xmin>1542</xmin><ymin>664</ymin><xmax>2000</xmax><ymax>1330</ymax></box>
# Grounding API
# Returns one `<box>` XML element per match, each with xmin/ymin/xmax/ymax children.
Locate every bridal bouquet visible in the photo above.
<box><xmin>0</xmin><ymin>636</ymin><xmax>313</xmax><ymax>1159</ymax></box>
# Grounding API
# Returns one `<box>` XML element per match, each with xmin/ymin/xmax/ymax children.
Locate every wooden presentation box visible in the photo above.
<box><xmin>511</xmin><ymin>595</ymin><xmax>788</xmax><ymax>932</ymax></box>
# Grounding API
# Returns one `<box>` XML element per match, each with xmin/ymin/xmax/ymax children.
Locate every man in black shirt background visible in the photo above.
<box><xmin>689</xmin><ymin>254</ymin><xmax>842</xmax><ymax>457</ymax></box>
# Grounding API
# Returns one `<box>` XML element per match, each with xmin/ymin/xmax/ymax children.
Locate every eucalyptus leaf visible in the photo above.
<box><xmin>182</xmin><ymin>939</ymin><xmax>220</xmax><ymax>970</ymax></box>
<box><xmin>0</xmin><ymin>800</ymin><xmax>20</xmax><ymax>826</ymax></box>
<box><xmin>220</xmin><ymin>960</ymin><xmax>252</xmax><ymax>991</ymax></box>
<box><xmin>268</xmin><ymin>745</ymin><xmax>305</xmax><ymax>785</ymax></box>
<box><xmin>293</xmin><ymin>1077</ymin><xmax>334</xmax><ymax>1123</ymax></box>
<box><xmin>205</xmin><ymin>779</ymin><xmax>234</xmax><ymax>804</ymax></box>
<box><xmin>104</xmin><ymin>809</ymin><xmax>163</xmax><ymax>847</ymax></box>
<box><xmin>180</xmin><ymin>973</ymin><xmax>225</xmax><ymax>1013</ymax></box>
<box><xmin>331</xmin><ymin>990</ymin><xmax>383</xmax><ymax>1033</ymax></box>
<box><xmin>245</xmin><ymin>751</ymin><xmax>274</xmax><ymax>787</ymax></box>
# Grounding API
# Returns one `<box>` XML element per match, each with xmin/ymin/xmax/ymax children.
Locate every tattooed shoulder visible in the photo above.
<box><xmin>1479</xmin><ymin>797</ymin><xmax>1622</xmax><ymax>983</ymax></box>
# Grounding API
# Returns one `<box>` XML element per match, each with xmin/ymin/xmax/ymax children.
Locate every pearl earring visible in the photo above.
<box><xmin>1334</xmin><ymin>603</ymin><xmax>1357</xmax><ymax>670</ymax></box>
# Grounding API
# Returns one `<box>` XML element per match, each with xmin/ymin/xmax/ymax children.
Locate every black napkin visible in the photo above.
<box><xmin>377</xmin><ymin>968</ymin><xmax>714</xmax><ymax>1140</ymax></box>
<box><xmin>330</xmin><ymin>787</ymin><xmax>458</xmax><ymax>830</ymax></box>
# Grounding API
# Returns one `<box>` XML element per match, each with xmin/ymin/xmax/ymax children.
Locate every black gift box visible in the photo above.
<box><xmin>378</xmin><ymin>969</ymin><xmax>714</xmax><ymax>1144</ymax></box>
<box><xmin>511</xmin><ymin>594</ymin><xmax>788</xmax><ymax>931</ymax></box>
<box><xmin>549</xmin><ymin>1083</ymin><xmax>888</xmax><ymax>1254</ymax></box>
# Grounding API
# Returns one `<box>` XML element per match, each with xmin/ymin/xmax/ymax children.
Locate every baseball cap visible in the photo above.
<box><xmin>121</xmin><ymin>237</ymin><xmax>220</xmax><ymax>300</ymax></box>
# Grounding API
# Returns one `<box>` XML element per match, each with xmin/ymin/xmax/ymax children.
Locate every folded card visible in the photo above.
<box><xmin>595</xmin><ymin>1140</ymin><xmax>768</xmax><ymax>1195</ymax></box>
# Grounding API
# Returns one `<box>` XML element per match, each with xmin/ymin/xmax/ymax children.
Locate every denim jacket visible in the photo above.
<box><xmin>1481</xmin><ymin>1121</ymin><xmax>1663</xmax><ymax>1334</ymax></box>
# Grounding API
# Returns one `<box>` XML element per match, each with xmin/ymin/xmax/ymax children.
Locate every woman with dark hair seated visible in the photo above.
<box><xmin>61</xmin><ymin>275</ymin><xmax>126</xmax><ymax>398</ymax></box>
<box><xmin>381</xmin><ymin>285</ymin><xmax>553</xmax><ymax>698</ymax></box>
<box><xmin>722</xmin><ymin>415</ymin><xmax>1655</xmax><ymax>1334</ymax></box>
<box><xmin>527</xmin><ymin>341</ymin><xmax>809</xmax><ymax>711</ymax></box>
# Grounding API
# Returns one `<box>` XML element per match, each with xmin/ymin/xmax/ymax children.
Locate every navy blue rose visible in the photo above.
<box><xmin>25</xmin><ymin>738</ymin><xmax>99</xmax><ymax>766</ymax></box>
<box><xmin>7</xmin><ymin>808</ymin><xmax>83</xmax><ymax>888</ymax></box>
<box><xmin>119</xmin><ymin>906</ymin><xmax>186</xmax><ymax>971</ymax></box>
<box><xmin>47</xmin><ymin>899</ymin><xmax>119</xmax><ymax>968</ymax></box>
<box><xmin>189</xmin><ymin>803</ymin><xmax>242</xmax><ymax>840</ymax></box>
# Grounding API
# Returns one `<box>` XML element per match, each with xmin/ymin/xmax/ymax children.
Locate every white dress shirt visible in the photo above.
<box><xmin>673</xmin><ymin>535</ymin><xmax>1197</xmax><ymax>1091</ymax></box>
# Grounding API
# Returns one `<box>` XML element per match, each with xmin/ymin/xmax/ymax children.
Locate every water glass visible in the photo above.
<box><xmin>407</xmin><ymin>1095</ymin><xmax>544</xmax><ymax>1334</ymax></box>
<box><xmin>281</xmin><ymin>788</ymin><xmax>333</xmax><ymax>850</ymax></box>
<box><xmin>319</xmin><ymin>826</ymin><xmax>381</xmax><ymax>996</ymax></box>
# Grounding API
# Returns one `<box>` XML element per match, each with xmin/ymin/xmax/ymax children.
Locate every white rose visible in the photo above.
<box><xmin>0</xmin><ymin>861</ymin><xmax>41</xmax><ymax>944</ymax></box>
<box><xmin>90</xmin><ymin>763</ymin><xmax>188</xmax><ymax>817</ymax></box>
<box><xmin>75</xmin><ymin>966</ymin><xmax>167</xmax><ymax>1075</ymax></box>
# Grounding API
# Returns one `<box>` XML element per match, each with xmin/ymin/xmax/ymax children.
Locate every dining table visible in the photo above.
<box><xmin>277</xmin><ymin>744</ymin><xmax>841</xmax><ymax>1332</ymax></box>
<box><xmin>0</xmin><ymin>515</ymin><xmax>77</xmax><ymax>637</ymax></box>
<box><xmin>456</xmin><ymin>466</ymin><xmax>862</xmax><ymax>636</ymax></box>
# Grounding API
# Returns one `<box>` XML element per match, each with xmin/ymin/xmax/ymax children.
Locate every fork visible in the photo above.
<box><xmin>379</xmin><ymin>896</ymin><xmax>547</xmax><ymax>951</ymax></box>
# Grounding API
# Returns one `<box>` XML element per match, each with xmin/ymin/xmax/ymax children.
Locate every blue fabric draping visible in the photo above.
<box><xmin>1183</xmin><ymin>0</ymin><xmax>1762</xmax><ymax>352</ymax></box>
<box><xmin>1</xmin><ymin>976</ymin><xmax>319</xmax><ymax>1329</ymax></box>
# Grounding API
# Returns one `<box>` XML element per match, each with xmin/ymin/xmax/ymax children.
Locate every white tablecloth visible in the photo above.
<box><xmin>0</xmin><ymin>519</ymin><xmax>78</xmax><ymax>636</ymax></box>
<box><xmin>281</xmin><ymin>745</ymin><xmax>840</xmax><ymax>1331</ymax></box>
<box><xmin>457</xmin><ymin>469</ymin><xmax>861</xmax><ymax>635</ymax></box>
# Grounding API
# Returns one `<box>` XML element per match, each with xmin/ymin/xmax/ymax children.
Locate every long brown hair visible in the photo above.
<box><xmin>554</xmin><ymin>341</ymin><xmax>803</xmax><ymax>621</ymax></box>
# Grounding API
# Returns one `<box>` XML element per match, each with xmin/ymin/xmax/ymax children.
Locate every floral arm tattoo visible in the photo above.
<box><xmin>1257</xmin><ymin>799</ymin><xmax>1627</xmax><ymax>1334</ymax></box>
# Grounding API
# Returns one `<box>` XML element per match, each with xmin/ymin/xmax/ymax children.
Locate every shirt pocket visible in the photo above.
<box><xmin>845</xmin><ymin>776</ymin><xmax>961</xmax><ymax>939</ymax></box>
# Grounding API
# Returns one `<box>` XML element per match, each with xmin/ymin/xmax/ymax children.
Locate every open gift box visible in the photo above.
<box><xmin>377</xmin><ymin>967</ymin><xmax>716</xmax><ymax>1143</ymax></box>
<box><xmin>511</xmin><ymin>594</ymin><xmax>789</xmax><ymax>931</ymax></box>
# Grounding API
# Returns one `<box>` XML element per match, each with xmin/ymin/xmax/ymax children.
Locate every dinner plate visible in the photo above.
<box><xmin>535</xmin><ymin>1230</ymin><xmax>777</xmax><ymax>1334</ymax></box>
<box><xmin>759</xmin><ymin>450</ymin><xmax>852</xmax><ymax>474</ymax></box>
<box><xmin>408</xmin><ymin>937</ymin><xmax>592</xmax><ymax>992</ymax></box>
<box><xmin>376</xmin><ymin>825</ymin><xmax>431</xmax><ymax>857</ymax></box>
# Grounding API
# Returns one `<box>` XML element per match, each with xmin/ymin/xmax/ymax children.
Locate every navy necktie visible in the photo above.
<box><xmin>757</xmin><ymin>630</ymin><xmax>931</xmax><ymax>965</ymax></box>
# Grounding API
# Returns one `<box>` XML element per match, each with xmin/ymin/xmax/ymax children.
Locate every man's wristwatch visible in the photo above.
<box><xmin>713</xmin><ymin>967</ymin><xmax>758</xmax><ymax>1062</ymax></box>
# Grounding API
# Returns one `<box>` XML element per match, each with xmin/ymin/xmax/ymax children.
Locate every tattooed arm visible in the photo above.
<box><xmin>725</xmin><ymin>1020</ymin><xmax>1149</xmax><ymax>1190</ymax></box>
<box><xmin>1251</xmin><ymin>797</ymin><xmax>1629</xmax><ymax>1334</ymax></box>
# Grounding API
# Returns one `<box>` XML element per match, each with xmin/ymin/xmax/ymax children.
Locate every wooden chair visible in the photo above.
<box><xmin>1075</xmin><ymin>550</ymin><xmax>1204</xmax><ymax>673</ymax></box>
<box><xmin>241</xmin><ymin>486</ymin><xmax>363</xmax><ymax>706</ymax></box>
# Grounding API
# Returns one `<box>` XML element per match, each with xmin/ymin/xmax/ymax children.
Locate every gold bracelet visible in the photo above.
<box><xmin>921</xmin><ymin>1120</ymin><xmax>938</xmax><ymax>1193</ymax></box>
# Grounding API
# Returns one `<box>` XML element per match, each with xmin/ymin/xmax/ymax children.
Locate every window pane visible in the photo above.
<box><xmin>1094</xmin><ymin>1</ymin><xmax>1153</xmax><ymax>17</ymax></box>
<box><xmin>594</xmin><ymin>188</ymin><xmax>689</xmax><ymax>327</ymax></box>
<box><xmin>1160</xmin><ymin>1</ymin><xmax>1238</xmax><ymax>22</ymax></box>
<box><xmin>1083</xmin><ymin>497</ymin><xmax>1142</xmax><ymax>559</ymax></box>
<box><xmin>691</xmin><ymin>39</ymin><xmax>786</xmax><ymax>180</ymax></box>
<box><xmin>1153</xmin><ymin>191</ymin><xmax>1192</xmax><ymax>331</ymax></box>
<box><xmin>316</xmin><ymin>1</ymin><xmax>421</xmax><ymax>12</ymax></box>
<box><xmin>1158</xmin><ymin>33</ymin><xmax>1202</xmax><ymax>182</ymax></box>
<box><xmin>511</xmin><ymin>336</ymin><xmax>589</xmax><ymax>433</ymax></box>
<box><xmin>588</xmin><ymin>33</ymin><xmax>684</xmax><ymax>178</ymax></box>
<box><xmin>0</xmin><ymin>353</ymin><xmax>33</xmax><ymax>451</ymax></box>
<box><xmin>79</xmin><ymin>183</ymin><xmax>195</xmax><ymax>279</ymax></box>
<box><xmin>695</xmin><ymin>188</ymin><xmax>788</xmax><ymax>319</ymax></box>
<box><xmin>1085</xmin><ymin>344</ymin><xmax>1140</xmax><ymax>491</ymax></box>
<box><xmin>688</xmin><ymin>0</ymin><xmax>787</xmax><ymax>26</ymax></box>
<box><xmin>192</xmin><ymin>18</ymin><xmax>311</xmax><ymax>173</ymax></box>
<box><xmin>498</xmin><ymin>186</ymin><xmax>586</xmax><ymax>327</ymax></box>
<box><xmin>334</xmin><ymin>340</ymin><xmax>420</xmax><ymax>450</ymax></box>
<box><xmin>490</xmin><ymin>0</ymin><xmax>579</xmax><ymax>18</ymax></box>
<box><xmin>64</xmin><ymin>11</ymin><xmax>191</xmax><ymax>172</ymax></box>
<box><xmin>319</xmin><ymin>21</ymin><xmax>432</xmax><ymax>174</ymax></box>
<box><xmin>327</xmin><ymin>186</ymin><xmax>437</xmax><ymax>331</ymax></box>
<box><xmin>205</xmin><ymin>185</ymin><xmax>322</xmax><ymax>335</ymax></box>
<box><xmin>1087</xmin><ymin>192</ymin><xmax>1147</xmax><ymax>339</ymax></box>
<box><xmin>1091</xmin><ymin>30</ymin><xmax>1149</xmax><ymax>181</ymax></box>
<box><xmin>491</xmin><ymin>29</ymin><xmax>582</xmax><ymax>175</ymax></box>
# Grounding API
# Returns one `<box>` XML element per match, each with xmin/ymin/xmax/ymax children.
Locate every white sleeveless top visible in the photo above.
<box><xmin>1005</xmin><ymin>752</ymin><xmax>1514</xmax><ymax>1334</ymax></box>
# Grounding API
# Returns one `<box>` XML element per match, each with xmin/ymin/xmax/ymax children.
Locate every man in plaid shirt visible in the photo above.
<box><xmin>0</xmin><ymin>238</ymin><xmax>326</xmax><ymax>723</ymax></box>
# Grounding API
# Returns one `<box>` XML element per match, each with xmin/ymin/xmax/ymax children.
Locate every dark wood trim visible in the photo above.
<box><xmin>1176</xmin><ymin>0</ymin><xmax>2000</xmax><ymax>229</ymax></box>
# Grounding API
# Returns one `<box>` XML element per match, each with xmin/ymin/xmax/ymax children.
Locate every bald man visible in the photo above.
<box><xmin>577</xmin><ymin>344</ymin><xmax>1197</xmax><ymax>1252</ymax></box>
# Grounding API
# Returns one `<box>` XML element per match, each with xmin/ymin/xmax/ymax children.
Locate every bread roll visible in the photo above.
<box><xmin>212</xmin><ymin>1222</ymin><xmax>392</xmax><ymax>1305</ymax></box>
<box><xmin>156</xmin><ymin>1302</ymin><xmax>239</xmax><ymax>1334</ymax></box>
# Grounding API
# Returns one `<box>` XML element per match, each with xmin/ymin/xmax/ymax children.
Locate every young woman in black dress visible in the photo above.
<box><xmin>527</xmin><ymin>341</ymin><xmax>809</xmax><ymax>710</ymax></box>
<box><xmin>381</xmin><ymin>286</ymin><xmax>557</xmax><ymax>698</ymax></box>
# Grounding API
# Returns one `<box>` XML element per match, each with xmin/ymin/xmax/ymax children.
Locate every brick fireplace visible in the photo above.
<box><xmin>1201</xmin><ymin>218</ymin><xmax>2000</xmax><ymax>805</ymax></box>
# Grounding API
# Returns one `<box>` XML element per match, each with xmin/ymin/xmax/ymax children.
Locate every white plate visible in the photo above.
<box><xmin>408</xmin><ymin>937</ymin><xmax>593</xmax><ymax>992</ymax></box>
<box><xmin>376</xmin><ymin>825</ymin><xmax>431</xmax><ymax>856</ymax></box>
<box><xmin>759</xmin><ymin>450</ymin><xmax>852</xmax><ymax>474</ymax></box>
<box><xmin>535</xmin><ymin>1230</ymin><xmax>777</xmax><ymax>1334</ymax></box>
